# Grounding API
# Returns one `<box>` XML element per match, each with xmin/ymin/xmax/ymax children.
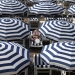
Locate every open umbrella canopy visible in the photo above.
<box><xmin>68</xmin><ymin>4</ymin><xmax>75</xmax><ymax>15</ymax></box>
<box><xmin>0</xmin><ymin>0</ymin><xmax>28</xmax><ymax>14</ymax></box>
<box><xmin>39</xmin><ymin>20</ymin><xmax>75</xmax><ymax>42</ymax></box>
<box><xmin>40</xmin><ymin>42</ymin><xmax>75</xmax><ymax>71</ymax></box>
<box><xmin>29</xmin><ymin>0</ymin><xmax>56</xmax><ymax>3</ymax></box>
<box><xmin>0</xmin><ymin>41</ymin><xmax>30</xmax><ymax>75</ymax></box>
<box><xmin>29</xmin><ymin>2</ymin><xmax>63</xmax><ymax>15</ymax></box>
<box><xmin>0</xmin><ymin>17</ymin><xmax>30</xmax><ymax>40</ymax></box>
<box><xmin>63</xmin><ymin>0</ymin><xmax>75</xmax><ymax>2</ymax></box>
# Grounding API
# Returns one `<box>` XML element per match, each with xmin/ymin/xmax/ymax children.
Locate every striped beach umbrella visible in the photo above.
<box><xmin>0</xmin><ymin>0</ymin><xmax>28</xmax><ymax>14</ymax></box>
<box><xmin>63</xmin><ymin>0</ymin><xmax>75</xmax><ymax>2</ymax></box>
<box><xmin>0</xmin><ymin>41</ymin><xmax>30</xmax><ymax>75</ymax></box>
<box><xmin>29</xmin><ymin>2</ymin><xmax>63</xmax><ymax>15</ymax></box>
<box><xmin>68</xmin><ymin>4</ymin><xmax>75</xmax><ymax>15</ymax></box>
<box><xmin>40</xmin><ymin>42</ymin><xmax>75</xmax><ymax>71</ymax></box>
<box><xmin>0</xmin><ymin>17</ymin><xmax>30</xmax><ymax>40</ymax></box>
<box><xmin>39</xmin><ymin>20</ymin><xmax>75</xmax><ymax>42</ymax></box>
<box><xmin>29</xmin><ymin>0</ymin><xmax>56</xmax><ymax>3</ymax></box>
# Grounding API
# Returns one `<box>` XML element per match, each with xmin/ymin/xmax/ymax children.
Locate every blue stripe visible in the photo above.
<box><xmin>0</xmin><ymin>41</ymin><xmax>30</xmax><ymax>74</ymax></box>
<box><xmin>30</xmin><ymin>2</ymin><xmax>63</xmax><ymax>14</ymax></box>
<box><xmin>0</xmin><ymin>0</ymin><xmax>27</xmax><ymax>14</ymax></box>
<box><xmin>40</xmin><ymin>42</ymin><xmax>75</xmax><ymax>70</ymax></box>
<box><xmin>0</xmin><ymin>60</ymin><xmax>29</xmax><ymax>74</ymax></box>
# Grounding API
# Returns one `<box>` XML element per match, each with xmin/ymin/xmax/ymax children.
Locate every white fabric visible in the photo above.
<box><xmin>35</xmin><ymin>39</ymin><xmax>40</xmax><ymax>44</ymax></box>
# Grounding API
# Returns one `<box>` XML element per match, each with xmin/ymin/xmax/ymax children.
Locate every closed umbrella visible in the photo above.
<box><xmin>29</xmin><ymin>2</ymin><xmax>63</xmax><ymax>15</ymax></box>
<box><xmin>0</xmin><ymin>0</ymin><xmax>28</xmax><ymax>14</ymax></box>
<box><xmin>0</xmin><ymin>17</ymin><xmax>30</xmax><ymax>40</ymax></box>
<box><xmin>0</xmin><ymin>41</ymin><xmax>30</xmax><ymax>75</ymax></box>
<box><xmin>39</xmin><ymin>20</ymin><xmax>75</xmax><ymax>42</ymax></box>
<box><xmin>40</xmin><ymin>42</ymin><xmax>75</xmax><ymax>71</ymax></box>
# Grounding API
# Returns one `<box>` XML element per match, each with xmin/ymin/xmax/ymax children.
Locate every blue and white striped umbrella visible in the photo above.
<box><xmin>29</xmin><ymin>0</ymin><xmax>56</xmax><ymax>3</ymax></box>
<box><xmin>0</xmin><ymin>17</ymin><xmax>30</xmax><ymax>40</ymax></box>
<box><xmin>40</xmin><ymin>42</ymin><xmax>75</xmax><ymax>71</ymax></box>
<box><xmin>63</xmin><ymin>0</ymin><xmax>75</xmax><ymax>2</ymax></box>
<box><xmin>29</xmin><ymin>2</ymin><xmax>63</xmax><ymax>15</ymax></box>
<box><xmin>0</xmin><ymin>0</ymin><xmax>27</xmax><ymax>14</ymax></box>
<box><xmin>39</xmin><ymin>20</ymin><xmax>75</xmax><ymax>42</ymax></box>
<box><xmin>0</xmin><ymin>41</ymin><xmax>30</xmax><ymax>75</ymax></box>
<box><xmin>68</xmin><ymin>4</ymin><xmax>75</xmax><ymax>15</ymax></box>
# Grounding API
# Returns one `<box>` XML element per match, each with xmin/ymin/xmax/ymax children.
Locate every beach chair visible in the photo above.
<box><xmin>14</xmin><ymin>16</ymin><xmax>24</xmax><ymax>22</ymax></box>
<box><xmin>33</xmin><ymin>54</ymin><xmax>52</xmax><ymax>75</ymax></box>
<box><xmin>28</xmin><ymin>17</ymin><xmax>40</xmax><ymax>29</ymax></box>
<box><xmin>56</xmin><ymin>17</ymin><xmax>68</xmax><ymax>21</ymax></box>
<box><xmin>45</xmin><ymin>17</ymin><xmax>55</xmax><ymax>21</ymax></box>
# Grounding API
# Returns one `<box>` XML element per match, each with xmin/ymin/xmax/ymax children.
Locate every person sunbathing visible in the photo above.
<box><xmin>30</xmin><ymin>29</ymin><xmax>41</xmax><ymax>44</ymax></box>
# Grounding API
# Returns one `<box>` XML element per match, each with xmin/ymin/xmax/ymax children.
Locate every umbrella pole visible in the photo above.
<box><xmin>49</xmin><ymin>62</ymin><xmax>52</xmax><ymax>75</ymax></box>
<box><xmin>49</xmin><ymin>69</ymin><xmax>52</xmax><ymax>75</ymax></box>
<box><xmin>25</xmin><ymin>68</ymin><xmax>28</xmax><ymax>75</ymax></box>
<box><xmin>27</xmin><ymin>8</ymin><xmax>29</xmax><ymax>17</ymax></box>
<box><xmin>72</xmin><ymin>15</ymin><xmax>73</xmax><ymax>23</ymax></box>
<box><xmin>68</xmin><ymin>71</ymin><xmax>70</xmax><ymax>75</ymax></box>
<box><xmin>23</xmin><ymin>39</ymin><xmax>25</xmax><ymax>47</ymax></box>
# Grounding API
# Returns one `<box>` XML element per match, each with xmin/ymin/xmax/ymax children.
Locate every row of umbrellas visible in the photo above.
<box><xmin>0</xmin><ymin>0</ymin><xmax>75</xmax><ymax>16</ymax></box>
<box><xmin>0</xmin><ymin>17</ymin><xmax>30</xmax><ymax>75</ymax></box>
<box><xmin>29</xmin><ymin>2</ymin><xmax>75</xmax><ymax>15</ymax></box>
<box><xmin>29</xmin><ymin>0</ymin><xmax>57</xmax><ymax>3</ymax></box>
<box><xmin>0</xmin><ymin>17</ymin><xmax>75</xmax><ymax>42</ymax></box>
<box><xmin>0</xmin><ymin>17</ymin><xmax>75</xmax><ymax>74</ymax></box>
<box><xmin>0</xmin><ymin>0</ymin><xmax>75</xmax><ymax>74</ymax></box>
<box><xmin>0</xmin><ymin>0</ymin><xmax>30</xmax><ymax>75</ymax></box>
<box><xmin>29</xmin><ymin>0</ymin><xmax>75</xmax><ymax>3</ymax></box>
<box><xmin>63</xmin><ymin>0</ymin><xmax>75</xmax><ymax>2</ymax></box>
<box><xmin>39</xmin><ymin>17</ymin><xmax>75</xmax><ymax>71</ymax></box>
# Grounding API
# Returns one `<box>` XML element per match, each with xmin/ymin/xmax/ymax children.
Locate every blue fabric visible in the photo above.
<box><xmin>0</xmin><ymin>41</ymin><xmax>30</xmax><ymax>74</ymax></box>
<box><xmin>0</xmin><ymin>18</ymin><xmax>30</xmax><ymax>40</ymax></box>
<box><xmin>68</xmin><ymin>4</ymin><xmax>75</xmax><ymax>14</ymax></box>
<box><xmin>39</xmin><ymin>20</ymin><xmax>75</xmax><ymax>41</ymax></box>
<box><xmin>0</xmin><ymin>0</ymin><xmax>28</xmax><ymax>14</ymax></box>
<box><xmin>40</xmin><ymin>42</ymin><xmax>75</xmax><ymax>71</ymax></box>
<box><xmin>29</xmin><ymin>2</ymin><xmax>63</xmax><ymax>15</ymax></box>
